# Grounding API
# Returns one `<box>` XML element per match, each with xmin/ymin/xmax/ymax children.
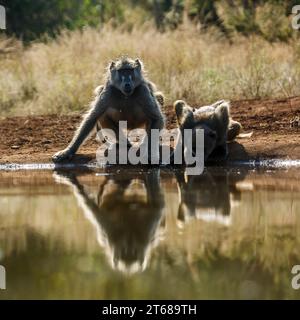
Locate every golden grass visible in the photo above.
<box><xmin>0</xmin><ymin>25</ymin><xmax>299</xmax><ymax>116</ymax></box>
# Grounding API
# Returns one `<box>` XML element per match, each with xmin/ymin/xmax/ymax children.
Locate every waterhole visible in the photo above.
<box><xmin>0</xmin><ymin>166</ymin><xmax>299</xmax><ymax>299</ymax></box>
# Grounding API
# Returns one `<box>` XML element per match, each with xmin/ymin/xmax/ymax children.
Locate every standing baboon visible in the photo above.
<box><xmin>52</xmin><ymin>57</ymin><xmax>165</xmax><ymax>163</ymax></box>
<box><xmin>53</xmin><ymin>169</ymin><xmax>165</xmax><ymax>273</ymax></box>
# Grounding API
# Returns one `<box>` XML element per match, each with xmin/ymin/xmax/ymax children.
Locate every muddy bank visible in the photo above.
<box><xmin>0</xmin><ymin>96</ymin><xmax>299</xmax><ymax>164</ymax></box>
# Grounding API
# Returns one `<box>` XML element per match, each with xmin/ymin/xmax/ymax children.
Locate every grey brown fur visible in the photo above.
<box><xmin>52</xmin><ymin>57</ymin><xmax>165</xmax><ymax>162</ymax></box>
<box><xmin>174</xmin><ymin>99</ymin><xmax>242</xmax><ymax>161</ymax></box>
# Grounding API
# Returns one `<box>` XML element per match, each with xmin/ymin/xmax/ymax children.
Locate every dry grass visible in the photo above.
<box><xmin>0</xmin><ymin>25</ymin><xmax>300</xmax><ymax>116</ymax></box>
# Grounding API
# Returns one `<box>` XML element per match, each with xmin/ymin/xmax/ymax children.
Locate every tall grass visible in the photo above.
<box><xmin>0</xmin><ymin>24</ymin><xmax>300</xmax><ymax>116</ymax></box>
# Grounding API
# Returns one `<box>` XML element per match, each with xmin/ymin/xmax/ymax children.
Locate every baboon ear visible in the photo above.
<box><xmin>135</xmin><ymin>58</ymin><xmax>142</xmax><ymax>69</ymax></box>
<box><xmin>174</xmin><ymin>100</ymin><xmax>194</xmax><ymax>127</ymax></box>
<box><xmin>215</xmin><ymin>102</ymin><xmax>230</xmax><ymax>127</ymax></box>
<box><xmin>109</xmin><ymin>61</ymin><xmax>116</xmax><ymax>71</ymax></box>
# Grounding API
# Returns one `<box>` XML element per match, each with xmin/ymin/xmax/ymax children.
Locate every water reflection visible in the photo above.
<box><xmin>54</xmin><ymin>169</ymin><xmax>165</xmax><ymax>274</ymax></box>
<box><xmin>175</xmin><ymin>169</ymin><xmax>246</xmax><ymax>226</ymax></box>
<box><xmin>0</xmin><ymin>167</ymin><xmax>300</xmax><ymax>299</ymax></box>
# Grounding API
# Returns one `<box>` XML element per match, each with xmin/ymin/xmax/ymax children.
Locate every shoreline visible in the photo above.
<box><xmin>0</xmin><ymin>158</ymin><xmax>300</xmax><ymax>172</ymax></box>
<box><xmin>0</xmin><ymin>96</ymin><xmax>299</xmax><ymax>165</ymax></box>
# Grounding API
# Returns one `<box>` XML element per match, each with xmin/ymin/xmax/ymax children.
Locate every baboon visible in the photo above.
<box><xmin>174</xmin><ymin>99</ymin><xmax>242</xmax><ymax>161</ymax></box>
<box><xmin>53</xmin><ymin>169</ymin><xmax>165</xmax><ymax>273</ymax></box>
<box><xmin>94</xmin><ymin>83</ymin><xmax>165</xmax><ymax>108</ymax></box>
<box><xmin>175</xmin><ymin>168</ymin><xmax>246</xmax><ymax>226</ymax></box>
<box><xmin>52</xmin><ymin>57</ymin><xmax>165</xmax><ymax>163</ymax></box>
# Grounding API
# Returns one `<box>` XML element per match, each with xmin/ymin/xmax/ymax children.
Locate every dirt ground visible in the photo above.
<box><xmin>0</xmin><ymin>96</ymin><xmax>299</xmax><ymax>164</ymax></box>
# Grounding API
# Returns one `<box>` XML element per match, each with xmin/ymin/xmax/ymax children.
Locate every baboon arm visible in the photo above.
<box><xmin>146</xmin><ymin>80</ymin><xmax>158</xmax><ymax>95</ymax></box>
<box><xmin>67</xmin><ymin>110</ymin><xmax>100</xmax><ymax>153</ymax></box>
<box><xmin>227</xmin><ymin>119</ymin><xmax>242</xmax><ymax>141</ymax></box>
<box><xmin>53</xmin><ymin>173</ymin><xmax>106</xmax><ymax>243</ymax></box>
<box><xmin>145</xmin><ymin>104</ymin><xmax>164</xmax><ymax>132</ymax></box>
<box><xmin>138</xmin><ymin>85</ymin><xmax>165</xmax><ymax>128</ymax></box>
<box><xmin>52</xmin><ymin>93</ymin><xmax>110</xmax><ymax>162</ymax></box>
<box><xmin>135</xmin><ymin>85</ymin><xmax>164</xmax><ymax>163</ymax></box>
<box><xmin>145</xmin><ymin>170</ymin><xmax>164</xmax><ymax>206</ymax></box>
<box><xmin>69</xmin><ymin>96</ymin><xmax>111</xmax><ymax>152</ymax></box>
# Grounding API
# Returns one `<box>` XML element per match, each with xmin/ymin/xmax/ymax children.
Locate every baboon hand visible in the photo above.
<box><xmin>52</xmin><ymin>149</ymin><xmax>74</xmax><ymax>162</ymax></box>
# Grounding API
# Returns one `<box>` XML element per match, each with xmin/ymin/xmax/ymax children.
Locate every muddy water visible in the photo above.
<box><xmin>0</xmin><ymin>166</ymin><xmax>300</xmax><ymax>299</ymax></box>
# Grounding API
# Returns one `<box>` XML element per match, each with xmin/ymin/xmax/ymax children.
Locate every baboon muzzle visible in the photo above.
<box><xmin>124</xmin><ymin>83</ymin><xmax>133</xmax><ymax>95</ymax></box>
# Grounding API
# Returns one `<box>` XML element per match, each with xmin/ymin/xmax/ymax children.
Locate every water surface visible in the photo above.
<box><xmin>0</xmin><ymin>166</ymin><xmax>299</xmax><ymax>299</ymax></box>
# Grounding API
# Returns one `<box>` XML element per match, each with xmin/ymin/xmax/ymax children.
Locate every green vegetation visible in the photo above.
<box><xmin>2</xmin><ymin>0</ymin><xmax>299</xmax><ymax>42</ymax></box>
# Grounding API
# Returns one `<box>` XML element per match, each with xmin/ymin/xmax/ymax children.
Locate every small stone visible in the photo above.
<box><xmin>11</xmin><ymin>145</ymin><xmax>20</xmax><ymax>149</ymax></box>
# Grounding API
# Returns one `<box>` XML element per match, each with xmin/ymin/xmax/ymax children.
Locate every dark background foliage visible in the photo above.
<box><xmin>0</xmin><ymin>0</ymin><xmax>299</xmax><ymax>42</ymax></box>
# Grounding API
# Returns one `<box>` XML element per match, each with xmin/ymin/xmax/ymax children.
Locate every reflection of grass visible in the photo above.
<box><xmin>0</xmin><ymin>173</ymin><xmax>300</xmax><ymax>298</ymax></box>
<box><xmin>0</xmin><ymin>25</ymin><xmax>300</xmax><ymax>116</ymax></box>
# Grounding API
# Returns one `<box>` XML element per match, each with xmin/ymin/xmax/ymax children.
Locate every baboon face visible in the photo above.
<box><xmin>176</xmin><ymin>170</ymin><xmax>233</xmax><ymax>226</ymax></box>
<box><xmin>193</xmin><ymin>124</ymin><xmax>217</xmax><ymax>160</ymax></box>
<box><xmin>97</xmin><ymin>173</ymin><xmax>163</xmax><ymax>273</ymax></box>
<box><xmin>110</xmin><ymin>58</ymin><xmax>143</xmax><ymax>96</ymax></box>
<box><xmin>174</xmin><ymin>100</ymin><xmax>217</xmax><ymax>160</ymax></box>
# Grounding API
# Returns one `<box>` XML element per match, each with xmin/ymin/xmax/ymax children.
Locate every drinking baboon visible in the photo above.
<box><xmin>175</xmin><ymin>168</ymin><xmax>246</xmax><ymax>226</ymax></box>
<box><xmin>174</xmin><ymin>100</ymin><xmax>242</xmax><ymax>161</ymax></box>
<box><xmin>52</xmin><ymin>57</ymin><xmax>165</xmax><ymax>163</ymax></box>
<box><xmin>53</xmin><ymin>169</ymin><xmax>165</xmax><ymax>273</ymax></box>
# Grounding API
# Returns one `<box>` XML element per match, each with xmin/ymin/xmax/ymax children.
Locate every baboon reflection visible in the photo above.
<box><xmin>175</xmin><ymin>168</ymin><xmax>246</xmax><ymax>226</ymax></box>
<box><xmin>54</xmin><ymin>169</ymin><xmax>165</xmax><ymax>273</ymax></box>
